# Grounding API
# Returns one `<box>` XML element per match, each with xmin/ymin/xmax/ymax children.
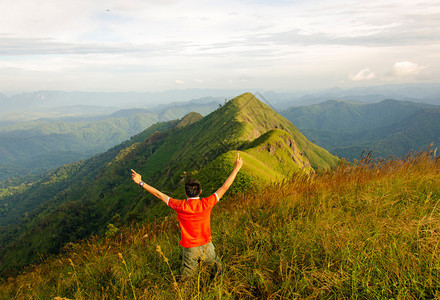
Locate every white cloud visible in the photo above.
<box><xmin>392</xmin><ymin>61</ymin><xmax>427</xmax><ymax>77</ymax></box>
<box><xmin>349</xmin><ymin>68</ymin><xmax>377</xmax><ymax>81</ymax></box>
<box><xmin>0</xmin><ymin>0</ymin><xmax>440</xmax><ymax>92</ymax></box>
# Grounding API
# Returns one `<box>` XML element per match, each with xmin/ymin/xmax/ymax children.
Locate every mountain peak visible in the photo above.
<box><xmin>228</xmin><ymin>92</ymin><xmax>272</xmax><ymax>113</ymax></box>
<box><xmin>176</xmin><ymin>112</ymin><xmax>203</xmax><ymax>128</ymax></box>
<box><xmin>223</xmin><ymin>92</ymin><xmax>303</xmax><ymax>141</ymax></box>
<box><xmin>198</xmin><ymin>92</ymin><xmax>339</xmax><ymax>170</ymax></box>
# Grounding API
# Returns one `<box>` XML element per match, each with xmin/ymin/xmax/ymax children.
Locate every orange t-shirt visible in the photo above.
<box><xmin>167</xmin><ymin>193</ymin><xmax>219</xmax><ymax>248</ymax></box>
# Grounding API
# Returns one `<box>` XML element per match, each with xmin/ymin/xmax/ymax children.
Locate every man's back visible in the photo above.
<box><xmin>168</xmin><ymin>193</ymin><xmax>219</xmax><ymax>248</ymax></box>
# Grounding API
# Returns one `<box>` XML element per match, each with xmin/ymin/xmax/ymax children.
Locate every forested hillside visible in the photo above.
<box><xmin>0</xmin><ymin>100</ymin><xmax>220</xmax><ymax>181</ymax></box>
<box><xmin>281</xmin><ymin>99</ymin><xmax>440</xmax><ymax>160</ymax></box>
<box><xmin>0</xmin><ymin>120</ymin><xmax>180</xmax><ymax>275</ymax></box>
<box><xmin>0</xmin><ymin>93</ymin><xmax>338</xmax><ymax>276</ymax></box>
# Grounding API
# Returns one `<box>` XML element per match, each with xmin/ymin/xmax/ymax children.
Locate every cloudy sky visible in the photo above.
<box><xmin>0</xmin><ymin>0</ymin><xmax>439</xmax><ymax>93</ymax></box>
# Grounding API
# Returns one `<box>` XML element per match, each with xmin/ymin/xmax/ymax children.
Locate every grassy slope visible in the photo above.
<box><xmin>229</xmin><ymin>93</ymin><xmax>339</xmax><ymax>170</ymax></box>
<box><xmin>1</xmin><ymin>149</ymin><xmax>439</xmax><ymax>299</ymax></box>
<box><xmin>129</xmin><ymin>92</ymin><xmax>338</xmax><ymax>195</ymax></box>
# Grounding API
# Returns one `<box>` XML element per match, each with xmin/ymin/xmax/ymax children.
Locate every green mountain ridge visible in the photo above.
<box><xmin>0</xmin><ymin>92</ymin><xmax>338</xmax><ymax>276</ymax></box>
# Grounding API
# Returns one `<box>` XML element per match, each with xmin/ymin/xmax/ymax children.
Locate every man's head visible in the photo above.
<box><xmin>185</xmin><ymin>178</ymin><xmax>202</xmax><ymax>198</ymax></box>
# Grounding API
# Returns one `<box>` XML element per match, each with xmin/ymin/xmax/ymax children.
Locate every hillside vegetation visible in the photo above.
<box><xmin>1</xmin><ymin>148</ymin><xmax>439</xmax><ymax>299</ymax></box>
<box><xmin>0</xmin><ymin>93</ymin><xmax>338</xmax><ymax>277</ymax></box>
<box><xmin>0</xmin><ymin>100</ymin><xmax>219</xmax><ymax>181</ymax></box>
<box><xmin>281</xmin><ymin>99</ymin><xmax>440</xmax><ymax>160</ymax></box>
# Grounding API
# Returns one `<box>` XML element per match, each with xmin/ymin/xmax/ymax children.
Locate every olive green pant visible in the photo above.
<box><xmin>180</xmin><ymin>242</ymin><xmax>222</xmax><ymax>278</ymax></box>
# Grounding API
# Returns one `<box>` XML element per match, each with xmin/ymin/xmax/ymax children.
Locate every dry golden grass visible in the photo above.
<box><xmin>1</xmin><ymin>148</ymin><xmax>439</xmax><ymax>299</ymax></box>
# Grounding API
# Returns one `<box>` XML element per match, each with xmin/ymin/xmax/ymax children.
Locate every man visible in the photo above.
<box><xmin>131</xmin><ymin>152</ymin><xmax>243</xmax><ymax>278</ymax></box>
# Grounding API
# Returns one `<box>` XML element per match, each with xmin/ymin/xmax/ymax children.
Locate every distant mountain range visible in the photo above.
<box><xmin>2</xmin><ymin>83</ymin><xmax>439</xmax><ymax>119</ymax></box>
<box><xmin>0</xmin><ymin>93</ymin><xmax>338</xmax><ymax>276</ymax></box>
<box><xmin>262</xmin><ymin>82</ymin><xmax>440</xmax><ymax>108</ymax></box>
<box><xmin>0</xmin><ymin>90</ymin><xmax>241</xmax><ymax>120</ymax></box>
<box><xmin>281</xmin><ymin>99</ymin><xmax>440</xmax><ymax>160</ymax></box>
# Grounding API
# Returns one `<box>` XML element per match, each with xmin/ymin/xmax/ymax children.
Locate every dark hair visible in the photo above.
<box><xmin>185</xmin><ymin>178</ymin><xmax>201</xmax><ymax>197</ymax></box>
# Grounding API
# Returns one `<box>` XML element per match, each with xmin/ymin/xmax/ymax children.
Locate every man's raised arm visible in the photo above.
<box><xmin>131</xmin><ymin>169</ymin><xmax>169</xmax><ymax>204</ymax></box>
<box><xmin>216</xmin><ymin>152</ymin><xmax>243</xmax><ymax>200</ymax></box>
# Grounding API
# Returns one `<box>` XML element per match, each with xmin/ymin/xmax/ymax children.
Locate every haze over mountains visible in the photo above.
<box><xmin>1</xmin><ymin>83</ymin><xmax>439</xmax><ymax>120</ymax></box>
<box><xmin>0</xmin><ymin>90</ymin><xmax>241</xmax><ymax>123</ymax></box>
<box><xmin>258</xmin><ymin>83</ymin><xmax>440</xmax><ymax>108</ymax></box>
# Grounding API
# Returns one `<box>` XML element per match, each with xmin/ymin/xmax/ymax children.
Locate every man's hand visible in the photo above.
<box><xmin>131</xmin><ymin>169</ymin><xmax>169</xmax><ymax>204</ymax></box>
<box><xmin>216</xmin><ymin>152</ymin><xmax>244</xmax><ymax>199</ymax></box>
<box><xmin>234</xmin><ymin>152</ymin><xmax>243</xmax><ymax>170</ymax></box>
<box><xmin>131</xmin><ymin>169</ymin><xmax>142</xmax><ymax>185</ymax></box>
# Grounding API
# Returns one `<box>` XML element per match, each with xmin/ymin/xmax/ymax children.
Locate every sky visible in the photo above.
<box><xmin>0</xmin><ymin>0</ymin><xmax>439</xmax><ymax>93</ymax></box>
